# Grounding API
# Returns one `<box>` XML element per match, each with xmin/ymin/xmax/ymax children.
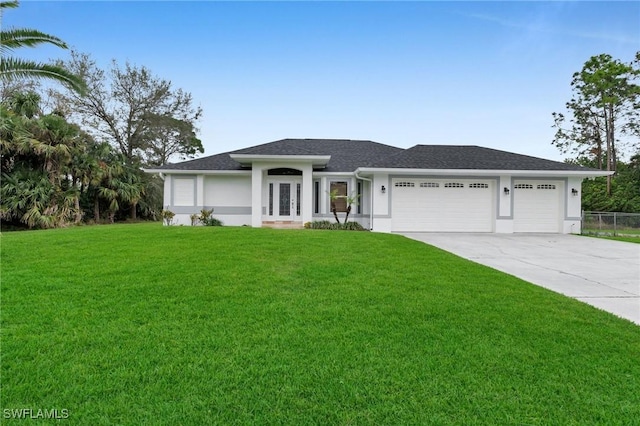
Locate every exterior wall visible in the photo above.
<box><xmin>371</xmin><ymin>173</ymin><xmax>392</xmax><ymax>232</ymax></box>
<box><xmin>495</xmin><ymin>175</ymin><xmax>514</xmax><ymax>233</ymax></box>
<box><xmin>564</xmin><ymin>176</ymin><xmax>583</xmax><ymax>234</ymax></box>
<box><xmin>162</xmin><ymin>170</ymin><xmax>585</xmax><ymax>234</ymax></box>
<box><xmin>163</xmin><ymin>173</ymin><xmax>252</xmax><ymax>226</ymax></box>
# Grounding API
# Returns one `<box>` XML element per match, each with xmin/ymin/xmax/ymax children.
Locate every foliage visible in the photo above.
<box><xmin>0</xmin><ymin>91</ymin><xmax>152</xmax><ymax>228</ymax></box>
<box><xmin>197</xmin><ymin>208</ymin><xmax>223</xmax><ymax>226</ymax></box>
<box><xmin>161</xmin><ymin>208</ymin><xmax>175</xmax><ymax>226</ymax></box>
<box><xmin>328</xmin><ymin>190</ymin><xmax>360</xmax><ymax>223</ymax></box>
<box><xmin>306</xmin><ymin>220</ymin><xmax>367</xmax><ymax>231</ymax></box>
<box><xmin>2</xmin><ymin>224</ymin><xmax>639</xmax><ymax>424</ymax></box>
<box><xmin>552</xmin><ymin>52</ymin><xmax>640</xmax><ymax>195</ymax></box>
<box><xmin>0</xmin><ymin>1</ymin><xmax>84</xmax><ymax>93</ymax></box>
<box><xmin>51</xmin><ymin>51</ymin><xmax>203</xmax><ymax>166</ymax></box>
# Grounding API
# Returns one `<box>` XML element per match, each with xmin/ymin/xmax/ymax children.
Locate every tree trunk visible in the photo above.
<box><xmin>131</xmin><ymin>200</ymin><xmax>137</xmax><ymax>220</ymax></box>
<box><xmin>94</xmin><ymin>199</ymin><xmax>100</xmax><ymax>223</ymax></box>
<box><xmin>331</xmin><ymin>207</ymin><xmax>341</xmax><ymax>224</ymax></box>
<box><xmin>608</xmin><ymin>104</ymin><xmax>617</xmax><ymax>172</ymax></box>
<box><xmin>344</xmin><ymin>205</ymin><xmax>352</xmax><ymax>223</ymax></box>
<box><xmin>74</xmin><ymin>194</ymin><xmax>82</xmax><ymax>224</ymax></box>
<box><xmin>604</xmin><ymin>106</ymin><xmax>612</xmax><ymax>195</ymax></box>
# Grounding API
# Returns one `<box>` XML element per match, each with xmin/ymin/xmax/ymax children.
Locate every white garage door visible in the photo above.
<box><xmin>513</xmin><ymin>181</ymin><xmax>563</xmax><ymax>233</ymax></box>
<box><xmin>391</xmin><ymin>179</ymin><xmax>494</xmax><ymax>232</ymax></box>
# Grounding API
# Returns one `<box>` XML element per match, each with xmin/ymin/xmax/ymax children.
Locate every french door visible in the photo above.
<box><xmin>270</xmin><ymin>180</ymin><xmax>301</xmax><ymax>221</ymax></box>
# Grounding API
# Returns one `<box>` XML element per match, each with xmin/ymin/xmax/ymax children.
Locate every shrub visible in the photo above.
<box><xmin>306</xmin><ymin>220</ymin><xmax>367</xmax><ymax>231</ymax></box>
<box><xmin>198</xmin><ymin>208</ymin><xmax>223</xmax><ymax>226</ymax></box>
<box><xmin>161</xmin><ymin>209</ymin><xmax>175</xmax><ymax>226</ymax></box>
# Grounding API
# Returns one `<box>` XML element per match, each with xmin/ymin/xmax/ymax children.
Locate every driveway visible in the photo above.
<box><xmin>401</xmin><ymin>233</ymin><xmax>640</xmax><ymax>325</ymax></box>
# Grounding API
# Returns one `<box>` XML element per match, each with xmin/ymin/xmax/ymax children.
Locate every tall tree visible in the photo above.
<box><xmin>552</xmin><ymin>52</ymin><xmax>640</xmax><ymax>194</ymax></box>
<box><xmin>0</xmin><ymin>1</ymin><xmax>84</xmax><ymax>93</ymax></box>
<box><xmin>52</xmin><ymin>51</ymin><xmax>203</xmax><ymax>165</ymax></box>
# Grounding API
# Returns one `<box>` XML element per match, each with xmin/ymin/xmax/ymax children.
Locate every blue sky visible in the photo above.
<box><xmin>6</xmin><ymin>1</ymin><xmax>640</xmax><ymax>161</ymax></box>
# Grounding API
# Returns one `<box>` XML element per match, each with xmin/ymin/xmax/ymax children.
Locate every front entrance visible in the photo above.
<box><xmin>269</xmin><ymin>180</ymin><xmax>301</xmax><ymax>221</ymax></box>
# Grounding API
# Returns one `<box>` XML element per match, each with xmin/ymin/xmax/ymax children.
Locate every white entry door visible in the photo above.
<box><xmin>272</xmin><ymin>181</ymin><xmax>301</xmax><ymax>221</ymax></box>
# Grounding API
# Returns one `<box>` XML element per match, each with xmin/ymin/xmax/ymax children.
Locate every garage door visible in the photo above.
<box><xmin>513</xmin><ymin>180</ymin><xmax>563</xmax><ymax>233</ymax></box>
<box><xmin>391</xmin><ymin>179</ymin><xmax>494</xmax><ymax>232</ymax></box>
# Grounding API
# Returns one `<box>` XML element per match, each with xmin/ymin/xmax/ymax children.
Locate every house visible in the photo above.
<box><xmin>145</xmin><ymin>138</ymin><xmax>609</xmax><ymax>233</ymax></box>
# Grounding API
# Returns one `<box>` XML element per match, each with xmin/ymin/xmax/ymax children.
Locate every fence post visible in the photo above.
<box><xmin>613</xmin><ymin>212</ymin><xmax>617</xmax><ymax>236</ymax></box>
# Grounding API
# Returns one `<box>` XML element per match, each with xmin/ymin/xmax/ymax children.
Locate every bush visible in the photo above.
<box><xmin>161</xmin><ymin>209</ymin><xmax>175</xmax><ymax>226</ymax></box>
<box><xmin>306</xmin><ymin>220</ymin><xmax>367</xmax><ymax>231</ymax></box>
<box><xmin>198</xmin><ymin>208</ymin><xmax>223</xmax><ymax>226</ymax></box>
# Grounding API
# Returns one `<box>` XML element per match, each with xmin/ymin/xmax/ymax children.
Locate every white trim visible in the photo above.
<box><xmin>229</xmin><ymin>154</ymin><xmax>331</xmax><ymax>167</ymax></box>
<box><xmin>145</xmin><ymin>169</ymin><xmax>251</xmax><ymax>176</ymax></box>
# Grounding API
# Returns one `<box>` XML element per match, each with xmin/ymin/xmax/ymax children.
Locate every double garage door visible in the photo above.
<box><xmin>391</xmin><ymin>179</ymin><xmax>495</xmax><ymax>232</ymax></box>
<box><xmin>391</xmin><ymin>178</ymin><xmax>563</xmax><ymax>233</ymax></box>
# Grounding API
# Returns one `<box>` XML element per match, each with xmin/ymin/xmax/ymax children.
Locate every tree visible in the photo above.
<box><xmin>552</xmin><ymin>53</ymin><xmax>640</xmax><ymax>194</ymax></box>
<box><xmin>52</xmin><ymin>52</ymin><xmax>202</xmax><ymax>165</ymax></box>
<box><xmin>0</xmin><ymin>92</ymin><xmax>87</xmax><ymax>228</ymax></box>
<box><xmin>328</xmin><ymin>190</ymin><xmax>359</xmax><ymax>224</ymax></box>
<box><xmin>0</xmin><ymin>1</ymin><xmax>84</xmax><ymax>93</ymax></box>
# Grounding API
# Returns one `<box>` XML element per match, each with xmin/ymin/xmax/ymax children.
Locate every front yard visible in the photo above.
<box><xmin>2</xmin><ymin>224</ymin><xmax>639</xmax><ymax>424</ymax></box>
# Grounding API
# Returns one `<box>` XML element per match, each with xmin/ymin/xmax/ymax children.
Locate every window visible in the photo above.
<box><xmin>394</xmin><ymin>181</ymin><xmax>415</xmax><ymax>187</ymax></box>
<box><xmin>268</xmin><ymin>183</ymin><xmax>274</xmax><ymax>216</ymax></box>
<box><xmin>296</xmin><ymin>183</ymin><xmax>301</xmax><ymax>216</ymax></box>
<box><xmin>330</xmin><ymin>181</ymin><xmax>348</xmax><ymax>212</ymax></box>
<box><xmin>537</xmin><ymin>184</ymin><xmax>556</xmax><ymax>190</ymax></box>
<box><xmin>357</xmin><ymin>181</ymin><xmax>362</xmax><ymax>214</ymax></box>
<box><xmin>314</xmin><ymin>181</ymin><xmax>320</xmax><ymax>214</ymax></box>
<box><xmin>420</xmin><ymin>182</ymin><xmax>439</xmax><ymax>188</ymax></box>
<box><xmin>469</xmin><ymin>183</ymin><xmax>489</xmax><ymax>189</ymax></box>
<box><xmin>444</xmin><ymin>182</ymin><xmax>464</xmax><ymax>188</ymax></box>
<box><xmin>514</xmin><ymin>184</ymin><xmax>533</xmax><ymax>189</ymax></box>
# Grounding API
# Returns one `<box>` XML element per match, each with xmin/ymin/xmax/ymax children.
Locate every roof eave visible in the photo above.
<box><xmin>229</xmin><ymin>153</ymin><xmax>331</xmax><ymax>167</ymax></box>
<box><xmin>144</xmin><ymin>168</ymin><xmax>251</xmax><ymax>175</ymax></box>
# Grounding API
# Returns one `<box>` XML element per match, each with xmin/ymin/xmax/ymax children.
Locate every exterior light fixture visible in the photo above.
<box><xmin>572</xmin><ymin>188</ymin><xmax>579</xmax><ymax>196</ymax></box>
<box><xmin>381</xmin><ymin>185</ymin><xmax>386</xmax><ymax>194</ymax></box>
<box><xmin>503</xmin><ymin>187</ymin><xmax>510</xmax><ymax>195</ymax></box>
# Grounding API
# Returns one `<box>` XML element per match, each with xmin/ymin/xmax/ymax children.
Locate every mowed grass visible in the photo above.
<box><xmin>2</xmin><ymin>224</ymin><xmax>639</xmax><ymax>425</ymax></box>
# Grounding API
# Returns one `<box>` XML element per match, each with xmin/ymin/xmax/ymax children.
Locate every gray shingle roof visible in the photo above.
<box><xmin>155</xmin><ymin>140</ymin><xmax>597</xmax><ymax>173</ymax></box>
<box><xmin>370</xmin><ymin>145</ymin><xmax>597</xmax><ymax>171</ymax></box>
<box><xmin>157</xmin><ymin>139</ymin><xmax>403</xmax><ymax>172</ymax></box>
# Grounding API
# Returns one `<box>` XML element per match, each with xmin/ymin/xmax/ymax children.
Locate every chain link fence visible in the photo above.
<box><xmin>582</xmin><ymin>211</ymin><xmax>640</xmax><ymax>237</ymax></box>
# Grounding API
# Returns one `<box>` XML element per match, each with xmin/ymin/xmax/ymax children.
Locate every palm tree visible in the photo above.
<box><xmin>0</xmin><ymin>1</ymin><xmax>84</xmax><ymax>93</ymax></box>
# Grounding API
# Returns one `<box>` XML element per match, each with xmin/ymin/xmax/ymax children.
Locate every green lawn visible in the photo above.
<box><xmin>2</xmin><ymin>224</ymin><xmax>639</xmax><ymax>424</ymax></box>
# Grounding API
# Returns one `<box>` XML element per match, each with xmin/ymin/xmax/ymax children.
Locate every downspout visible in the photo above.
<box><xmin>354</xmin><ymin>170</ymin><xmax>374</xmax><ymax>230</ymax></box>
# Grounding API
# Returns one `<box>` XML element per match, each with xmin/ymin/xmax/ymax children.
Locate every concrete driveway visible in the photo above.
<box><xmin>401</xmin><ymin>233</ymin><xmax>640</xmax><ymax>325</ymax></box>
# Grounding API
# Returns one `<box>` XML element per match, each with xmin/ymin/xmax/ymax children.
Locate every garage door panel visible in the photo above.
<box><xmin>391</xmin><ymin>179</ymin><xmax>494</xmax><ymax>232</ymax></box>
<box><xmin>513</xmin><ymin>181</ymin><xmax>562</xmax><ymax>233</ymax></box>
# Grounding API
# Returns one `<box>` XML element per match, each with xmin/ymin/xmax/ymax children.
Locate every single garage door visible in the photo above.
<box><xmin>513</xmin><ymin>180</ymin><xmax>563</xmax><ymax>233</ymax></box>
<box><xmin>391</xmin><ymin>179</ymin><xmax>494</xmax><ymax>232</ymax></box>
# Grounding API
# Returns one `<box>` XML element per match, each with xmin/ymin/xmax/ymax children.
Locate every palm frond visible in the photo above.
<box><xmin>0</xmin><ymin>58</ymin><xmax>86</xmax><ymax>94</ymax></box>
<box><xmin>0</xmin><ymin>1</ymin><xmax>19</xmax><ymax>10</ymax></box>
<box><xmin>1</xmin><ymin>28</ymin><xmax>68</xmax><ymax>51</ymax></box>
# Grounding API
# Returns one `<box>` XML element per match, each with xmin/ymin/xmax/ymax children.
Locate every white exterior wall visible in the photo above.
<box><xmin>495</xmin><ymin>175</ymin><xmax>514</xmax><ymax>233</ymax></box>
<box><xmin>203</xmin><ymin>175</ymin><xmax>252</xmax><ymax>226</ymax></box>
<box><xmin>371</xmin><ymin>173</ymin><xmax>391</xmax><ymax>232</ymax></box>
<box><xmin>564</xmin><ymin>176</ymin><xmax>583</xmax><ymax>234</ymax></box>
<box><xmin>161</xmin><ymin>169</ymin><xmax>589</xmax><ymax>233</ymax></box>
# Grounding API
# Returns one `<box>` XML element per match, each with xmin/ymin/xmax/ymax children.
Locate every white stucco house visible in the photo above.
<box><xmin>145</xmin><ymin>138</ymin><xmax>609</xmax><ymax>233</ymax></box>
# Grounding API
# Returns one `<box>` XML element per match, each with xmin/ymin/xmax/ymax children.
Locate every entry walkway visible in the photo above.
<box><xmin>402</xmin><ymin>233</ymin><xmax>640</xmax><ymax>325</ymax></box>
